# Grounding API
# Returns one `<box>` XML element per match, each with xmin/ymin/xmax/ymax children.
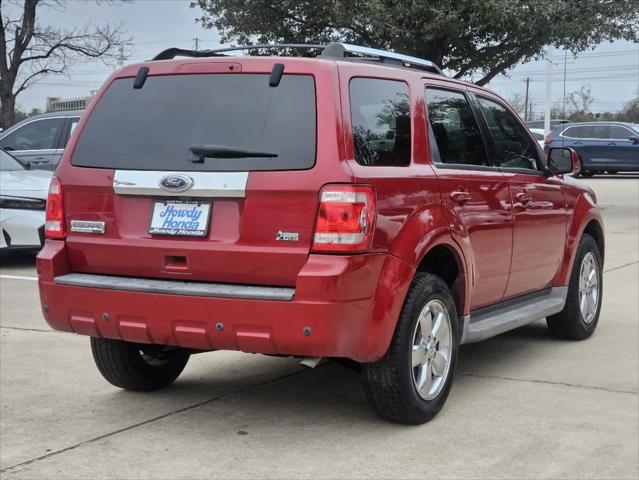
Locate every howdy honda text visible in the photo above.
<box><xmin>149</xmin><ymin>200</ymin><xmax>211</xmax><ymax>236</ymax></box>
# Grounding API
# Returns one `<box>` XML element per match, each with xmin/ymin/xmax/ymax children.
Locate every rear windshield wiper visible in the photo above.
<box><xmin>189</xmin><ymin>144</ymin><xmax>278</xmax><ymax>163</ymax></box>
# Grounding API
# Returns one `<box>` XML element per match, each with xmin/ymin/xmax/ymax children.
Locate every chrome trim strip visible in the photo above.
<box><xmin>113</xmin><ymin>170</ymin><xmax>249</xmax><ymax>198</ymax></box>
<box><xmin>54</xmin><ymin>273</ymin><xmax>294</xmax><ymax>301</ymax></box>
<box><xmin>460</xmin><ymin>286</ymin><xmax>568</xmax><ymax>344</ymax></box>
<box><xmin>70</xmin><ymin>220</ymin><xmax>106</xmax><ymax>234</ymax></box>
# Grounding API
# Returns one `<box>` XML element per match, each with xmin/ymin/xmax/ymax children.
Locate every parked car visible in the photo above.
<box><xmin>526</xmin><ymin>119</ymin><xmax>570</xmax><ymax>130</ymax></box>
<box><xmin>37</xmin><ymin>43</ymin><xmax>604</xmax><ymax>424</ymax></box>
<box><xmin>0</xmin><ymin>110</ymin><xmax>83</xmax><ymax>171</ymax></box>
<box><xmin>544</xmin><ymin>121</ymin><xmax>639</xmax><ymax>176</ymax></box>
<box><xmin>0</xmin><ymin>148</ymin><xmax>51</xmax><ymax>252</ymax></box>
<box><xmin>529</xmin><ymin>127</ymin><xmax>546</xmax><ymax>147</ymax></box>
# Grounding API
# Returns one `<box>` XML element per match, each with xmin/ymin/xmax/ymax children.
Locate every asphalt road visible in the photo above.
<box><xmin>1</xmin><ymin>177</ymin><xmax>637</xmax><ymax>479</ymax></box>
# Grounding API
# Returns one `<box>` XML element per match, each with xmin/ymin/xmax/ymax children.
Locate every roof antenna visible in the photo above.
<box><xmin>269</xmin><ymin>63</ymin><xmax>285</xmax><ymax>87</ymax></box>
<box><xmin>133</xmin><ymin>66</ymin><xmax>149</xmax><ymax>89</ymax></box>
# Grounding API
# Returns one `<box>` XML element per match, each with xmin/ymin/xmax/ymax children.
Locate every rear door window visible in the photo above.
<box><xmin>349</xmin><ymin>78</ymin><xmax>411</xmax><ymax>166</ymax></box>
<box><xmin>0</xmin><ymin>118</ymin><xmax>65</xmax><ymax>151</ymax></box>
<box><xmin>424</xmin><ymin>88</ymin><xmax>488</xmax><ymax>166</ymax></box>
<box><xmin>72</xmin><ymin>74</ymin><xmax>316</xmax><ymax>171</ymax></box>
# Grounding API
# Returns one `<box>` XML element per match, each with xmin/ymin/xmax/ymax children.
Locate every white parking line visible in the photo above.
<box><xmin>0</xmin><ymin>274</ymin><xmax>38</xmax><ymax>282</ymax></box>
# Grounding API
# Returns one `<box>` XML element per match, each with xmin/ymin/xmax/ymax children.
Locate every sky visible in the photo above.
<box><xmin>6</xmin><ymin>0</ymin><xmax>639</xmax><ymax>118</ymax></box>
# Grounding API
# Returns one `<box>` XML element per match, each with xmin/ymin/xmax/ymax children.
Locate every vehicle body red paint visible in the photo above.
<box><xmin>37</xmin><ymin>55</ymin><xmax>603</xmax><ymax>362</ymax></box>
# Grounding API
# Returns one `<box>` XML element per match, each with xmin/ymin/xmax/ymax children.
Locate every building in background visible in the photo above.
<box><xmin>46</xmin><ymin>91</ymin><xmax>97</xmax><ymax>112</ymax></box>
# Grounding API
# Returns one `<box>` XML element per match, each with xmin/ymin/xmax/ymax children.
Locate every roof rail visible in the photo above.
<box><xmin>151</xmin><ymin>43</ymin><xmax>443</xmax><ymax>75</ymax></box>
<box><xmin>320</xmin><ymin>43</ymin><xmax>442</xmax><ymax>74</ymax></box>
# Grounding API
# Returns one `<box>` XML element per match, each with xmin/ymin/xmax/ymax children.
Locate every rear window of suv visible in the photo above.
<box><xmin>72</xmin><ymin>74</ymin><xmax>316</xmax><ymax>171</ymax></box>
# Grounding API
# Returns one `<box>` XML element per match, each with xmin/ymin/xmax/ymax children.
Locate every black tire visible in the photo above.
<box><xmin>91</xmin><ymin>338</ymin><xmax>190</xmax><ymax>391</ymax></box>
<box><xmin>547</xmin><ymin>234</ymin><xmax>603</xmax><ymax>340</ymax></box>
<box><xmin>361</xmin><ymin>273</ymin><xmax>459</xmax><ymax>424</ymax></box>
<box><xmin>580</xmin><ymin>170</ymin><xmax>594</xmax><ymax>178</ymax></box>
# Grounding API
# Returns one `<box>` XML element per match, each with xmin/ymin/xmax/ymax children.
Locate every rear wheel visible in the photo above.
<box><xmin>547</xmin><ymin>234</ymin><xmax>602</xmax><ymax>340</ymax></box>
<box><xmin>91</xmin><ymin>338</ymin><xmax>190</xmax><ymax>391</ymax></box>
<box><xmin>361</xmin><ymin>273</ymin><xmax>458</xmax><ymax>424</ymax></box>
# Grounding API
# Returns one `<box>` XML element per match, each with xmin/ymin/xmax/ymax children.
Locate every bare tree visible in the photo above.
<box><xmin>566</xmin><ymin>86</ymin><xmax>595</xmax><ymax>117</ymax></box>
<box><xmin>0</xmin><ymin>0</ymin><xmax>128</xmax><ymax>128</ymax></box>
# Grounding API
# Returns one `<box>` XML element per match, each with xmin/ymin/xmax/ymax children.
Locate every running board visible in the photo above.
<box><xmin>460</xmin><ymin>287</ymin><xmax>568</xmax><ymax>344</ymax></box>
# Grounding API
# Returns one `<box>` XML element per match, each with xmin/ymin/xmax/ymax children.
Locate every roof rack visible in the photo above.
<box><xmin>151</xmin><ymin>43</ymin><xmax>443</xmax><ymax>75</ymax></box>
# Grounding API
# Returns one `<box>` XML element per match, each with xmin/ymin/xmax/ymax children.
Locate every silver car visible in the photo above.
<box><xmin>0</xmin><ymin>110</ymin><xmax>83</xmax><ymax>170</ymax></box>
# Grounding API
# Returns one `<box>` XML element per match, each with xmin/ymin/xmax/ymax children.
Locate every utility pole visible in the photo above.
<box><xmin>193</xmin><ymin>38</ymin><xmax>200</xmax><ymax>51</ymax></box>
<box><xmin>562</xmin><ymin>49</ymin><xmax>567</xmax><ymax>120</ymax></box>
<box><xmin>544</xmin><ymin>45</ymin><xmax>553</xmax><ymax>135</ymax></box>
<box><xmin>524</xmin><ymin>77</ymin><xmax>530</xmax><ymax>121</ymax></box>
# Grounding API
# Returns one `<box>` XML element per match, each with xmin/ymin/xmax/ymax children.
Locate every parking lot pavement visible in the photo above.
<box><xmin>1</xmin><ymin>177</ymin><xmax>637</xmax><ymax>479</ymax></box>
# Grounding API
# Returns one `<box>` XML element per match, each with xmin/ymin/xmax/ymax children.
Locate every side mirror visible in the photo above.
<box><xmin>547</xmin><ymin>147</ymin><xmax>580</xmax><ymax>176</ymax></box>
<box><xmin>629</xmin><ymin>136</ymin><xmax>638</xmax><ymax>145</ymax></box>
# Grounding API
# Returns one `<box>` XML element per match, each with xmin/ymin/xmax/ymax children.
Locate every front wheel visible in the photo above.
<box><xmin>547</xmin><ymin>234</ymin><xmax>603</xmax><ymax>340</ymax></box>
<box><xmin>91</xmin><ymin>338</ymin><xmax>190</xmax><ymax>391</ymax></box>
<box><xmin>361</xmin><ymin>273</ymin><xmax>458</xmax><ymax>424</ymax></box>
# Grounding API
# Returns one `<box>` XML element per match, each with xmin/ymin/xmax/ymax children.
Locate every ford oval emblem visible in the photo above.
<box><xmin>159</xmin><ymin>174</ymin><xmax>194</xmax><ymax>193</ymax></box>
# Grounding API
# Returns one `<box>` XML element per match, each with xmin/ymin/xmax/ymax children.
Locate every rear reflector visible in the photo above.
<box><xmin>312</xmin><ymin>185</ymin><xmax>375</xmax><ymax>253</ymax></box>
<box><xmin>45</xmin><ymin>178</ymin><xmax>66</xmax><ymax>239</ymax></box>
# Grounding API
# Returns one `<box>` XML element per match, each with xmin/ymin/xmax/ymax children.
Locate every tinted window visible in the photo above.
<box><xmin>0</xmin><ymin>118</ymin><xmax>65</xmax><ymax>151</ymax></box>
<box><xmin>563</xmin><ymin>126</ymin><xmax>592</xmax><ymax>138</ymax></box>
<box><xmin>477</xmin><ymin>97</ymin><xmax>540</xmax><ymax>171</ymax></box>
<box><xmin>350</xmin><ymin>78</ymin><xmax>411</xmax><ymax>166</ymax></box>
<box><xmin>608</xmin><ymin>125</ymin><xmax>633</xmax><ymax>139</ymax></box>
<box><xmin>72</xmin><ymin>75</ymin><xmax>316</xmax><ymax>171</ymax></box>
<box><xmin>425</xmin><ymin>88</ymin><xmax>488</xmax><ymax>166</ymax></box>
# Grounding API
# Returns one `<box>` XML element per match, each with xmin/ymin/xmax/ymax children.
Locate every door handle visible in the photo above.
<box><xmin>608</xmin><ymin>142</ymin><xmax>616</xmax><ymax>146</ymax></box>
<box><xmin>516</xmin><ymin>191</ymin><xmax>533</xmax><ymax>204</ymax></box>
<box><xmin>450</xmin><ymin>191</ymin><xmax>472</xmax><ymax>204</ymax></box>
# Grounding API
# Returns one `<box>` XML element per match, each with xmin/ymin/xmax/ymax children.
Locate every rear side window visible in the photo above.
<box><xmin>0</xmin><ymin>118</ymin><xmax>65</xmax><ymax>151</ymax></box>
<box><xmin>562</xmin><ymin>126</ymin><xmax>588</xmax><ymax>138</ymax></box>
<box><xmin>476</xmin><ymin>97</ymin><xmax>540</xmax><ymax>171</ymax></box>
<box><xmin>349</xmin><ymin>78</ymin><xmax>411</xmax><ymax>166</ymax></box>
<box><xmin>72</xmin><ymin>74</ymin><xmax>316</xmax><ymax>171</ymax></box>
<box><xmin>425</xmin><ymin>88</ymin><xmax>488</xmax><ymax>166</ymax></box>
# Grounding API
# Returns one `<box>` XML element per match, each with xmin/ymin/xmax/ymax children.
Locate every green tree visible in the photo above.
<box><xmin>621</xmin><ymin>97</ymin><xmax>639</xmax><ymax>123</ymax></box>
<box><xmin>192</xmin><ymin>0</ymin><xmax>639</xmax><ymax>85</ymax></box>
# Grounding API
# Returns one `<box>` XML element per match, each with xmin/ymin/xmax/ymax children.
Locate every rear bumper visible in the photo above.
<box><xmin>37</xmin><ymin>241</ymin><xmax>414</xmax><ymax>362</ymax></box>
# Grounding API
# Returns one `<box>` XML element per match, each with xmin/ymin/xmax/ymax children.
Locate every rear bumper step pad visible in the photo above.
<box><xmin>54</xmin><ymin>273</ymin><xmax>294</xmax><ymax>301</ymax></box>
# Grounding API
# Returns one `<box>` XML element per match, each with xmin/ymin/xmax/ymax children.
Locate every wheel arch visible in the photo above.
<box><xmin>554</xmin><ymin>194</ymin><xmax>605</xmax><ymax>286</ymax></box>
<box><xmin>415</xmin><ymin>241</ymin><xmax>469</xmax><ymax>318</ymax></box>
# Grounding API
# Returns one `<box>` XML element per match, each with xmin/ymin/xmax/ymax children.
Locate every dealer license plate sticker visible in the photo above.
<box><xmin>149</xmin><ymin>200</ymin><xmax>211</xmax><ymax>237</ymax></box>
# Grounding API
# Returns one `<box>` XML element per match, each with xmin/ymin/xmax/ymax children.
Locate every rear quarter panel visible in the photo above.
<box><xmin>337</xmin><ymin>64</ymin><xmax>471</xmax><ymax>318</ymax></box>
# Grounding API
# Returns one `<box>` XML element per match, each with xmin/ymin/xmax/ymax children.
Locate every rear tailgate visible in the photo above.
<box><xmin>56</xmin><ymin>58</ymin><xmax>349</xmax><ymax>287</ymax></box>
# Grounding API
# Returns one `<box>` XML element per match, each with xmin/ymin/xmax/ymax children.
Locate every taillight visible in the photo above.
<box><xmin>45</xmin><ymin>177</ymin><xmax>66</xmax><ymax>239</ymax></box>
<box><xmin>544</xmin><ymin>133</ymin><xmax>552</xmax><ymax>144</ymax></box>
<box><xmin>312</xmin><ymin>184</ymin><xmax>376</xmax><ymax>253</ymax></box>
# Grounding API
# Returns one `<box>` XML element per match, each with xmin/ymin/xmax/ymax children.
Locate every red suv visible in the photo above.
<box><xmin>37</xmin><ymin>43</ymin><xmax>604</xmax><ymax>424</ymax></box>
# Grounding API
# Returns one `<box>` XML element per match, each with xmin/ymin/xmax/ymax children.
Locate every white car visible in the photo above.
<box><xmin>529</xmin><ymin>128</ymin><xmax>546</xmax><ymax>147</ymax></box>
<box><xmin>0</xmin><ymin>149</ymin><xmax>51</xmax><ymax>252</ymax></box>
